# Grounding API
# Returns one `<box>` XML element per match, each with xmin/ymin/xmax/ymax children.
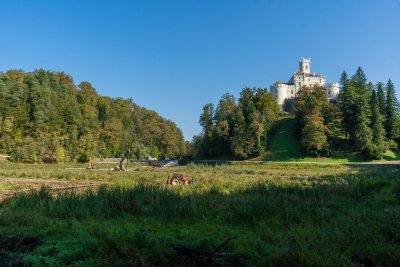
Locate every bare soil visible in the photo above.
<box><xmin>0</xmin><ymin>177</ymin><xmax>105</xmax><ymax>200</ymax></box>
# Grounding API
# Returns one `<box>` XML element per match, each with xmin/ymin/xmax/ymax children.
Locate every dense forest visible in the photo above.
<box><xmin>294</xmin><ymin>67</ymin><xmax>400</xmax><ymax>159</ymax></box>
<box><xmin>0</xmin><ymin>69</ymin><xmax>187</xmax><ymax>162</ymax></box>
<box><xmin>193</xmin><ymin>88</ymin><xmax>280</xmax><ymax>159</ymax></box>
<box><xmin>194</xmin><ymin>67</ymin><xmax>399</xmax><ymax>160</ymax></box>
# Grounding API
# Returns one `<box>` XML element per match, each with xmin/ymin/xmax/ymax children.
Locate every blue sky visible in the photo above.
<box><xmin>1</xmin><ymin>0</ymin><xmax>399</xmax><ymax>140</ymax></box>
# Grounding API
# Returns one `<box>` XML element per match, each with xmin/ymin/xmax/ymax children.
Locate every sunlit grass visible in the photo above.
<box><xmin>0</xmin><ymin>162</ymin><xmax>399</xmax><ymax>266</ymax></box>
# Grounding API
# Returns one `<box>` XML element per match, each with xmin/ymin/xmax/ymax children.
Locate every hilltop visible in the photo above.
<box><xmin>0</xmin><ymin>69</ymin><xmax>187</xmax><ymax>162</ymax></box>
<box><xmin>195</xmin><ymin>67</ymin><xmax>400</xmax><ymax>162</ymax></box>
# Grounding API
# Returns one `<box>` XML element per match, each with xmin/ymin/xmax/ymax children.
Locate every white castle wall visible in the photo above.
<box><xmin>293</xmin><ymin>74</ymin><xmax>326</xmax><ymax>93</ymax></box>
<box><xmin>326</xmin><ymin>83</ymin><xmax>339</xmax><ymax>100</ymax></box>
<box><xmin>270</xmin><ymin>59</ymin><xmax>339</xmax><ymax>106</ymax></box>
<box><xmin>271</xmin><ymin>83</ymin><xmax>295</xmax><ymax>105</ymax></box>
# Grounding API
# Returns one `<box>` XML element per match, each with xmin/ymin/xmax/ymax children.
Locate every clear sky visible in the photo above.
<box><xmin>1</xmin><ymin>0</ymin><xmax>399</xmax><ymax>140</ymax></box>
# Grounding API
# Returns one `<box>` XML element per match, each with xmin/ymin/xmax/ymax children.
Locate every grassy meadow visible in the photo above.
<box><xmin>0</xmin><ymin>162</ymin><xmax>399</xmax><ymax>266</ymax></box>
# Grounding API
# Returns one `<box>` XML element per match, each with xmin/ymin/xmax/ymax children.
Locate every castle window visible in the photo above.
<box><xmin>291</xmin><ymin>90</ymin><xmax>293</xmax><ymax>94</ymax></box>
<box><xmin>298</xmin><ymin>82</ymin><xmax>301</xmax><ymax>86</ymax></box>
<box><xmin>275</xmin><ymin>89</ymin><xmax>277</xmax><ymax>93</ymax></box>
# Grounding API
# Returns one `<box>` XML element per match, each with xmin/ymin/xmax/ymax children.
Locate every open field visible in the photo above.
<box><xmin>0</xmin><ymin>162</ymin><xmax>400</xmax><ymax>266</ymax></box>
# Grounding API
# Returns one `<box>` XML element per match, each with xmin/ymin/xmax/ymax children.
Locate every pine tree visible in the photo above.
<box><xmin>353</xmin><ymin>110</ymin><xmax>373</xmax><ymax>154</ymax></box>
<box><xmin>376</xmin><ymin>82</ymin><xmax>386</xmax><ymax>116</ymax></box>
<box><xmin>338</xmin><ymin>70</ymin><xmax>355</xmax><ymax>139</ymax></box>
<box><xmin>385</xmin><ymin>79</ymin><xmax>399</xmax><ymax>141</ymax></box>
<box><xmin>353</xmin><ymin>67</ymin><xmax>367</xmax><ymax>88</ymax></box>
<box><xmin>368</xmin><ymin>90</ymin><xmax>386</xmax><ymax>159</ymax></box>
<box><xmin>351</xmin><ymin>67</ymin><xmax>373</xmax><ymax>156</ymax></box>
<box><xmin>339</xmin><ymin>70</ymin><xmax>349</xmax><ymax>91</ymax></box>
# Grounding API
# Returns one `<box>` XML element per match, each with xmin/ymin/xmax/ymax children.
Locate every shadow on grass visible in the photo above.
<box><xmin>328</xmin><ymin>150</ymin><xmax>367</xmax><ymax>163</ymax></box>
<box><xmin>264</xmin><ymin>117</ymin><xmax>303</xmax><ymax>161</ymax></box>
<box><xmin>1</xmin><ymin>166</ymin><xmax>400</xmax><ymax>266</ymax></box>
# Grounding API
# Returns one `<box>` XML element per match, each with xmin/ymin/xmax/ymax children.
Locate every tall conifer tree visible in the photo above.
<box><xmin>376</xmin><ymin>82</ymin><xmax>386</xmax><ymax>116</ymax></box>
<box><xmin>369</xmin><ymin>90</ymin><xmax>386</xmax><ymax>158</ymax></box>
<box><xmin>338</xmin><ymin>70</ymin><xmax>354</xmax><ymax>139</ymax></box>
<box><xmin>351</xmin><ymin>67</ymin><xmax>373</xmax><ymax>156</ymax></box>
<box><xmin>385</xmin><ymin>79</ymin><xmax>399</xmax><ymax>141</ymax></box>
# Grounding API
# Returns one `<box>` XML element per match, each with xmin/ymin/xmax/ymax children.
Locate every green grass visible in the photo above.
<box><xmin>260</xmin><ymin>117</ymin><xmax>400</xmax><ymax>163</ymax></box>
<box><xmin>264</xmin><ymin>117</ymin><xmax>302</xmax><ymax>161</ymax></box>
<box><xmin>0</xmin><ymin>162</ymin><xmax>400</xmax><ymax>266</ymax></box>
<box><xmin>383</xmin><ymin>149</ymin><xmax>400</xmax><ymax>160</ymax></box>
<box><xmin>262</xmin><ymin>116</ymin><xmax>362</xmax><ymax>163</ymax></box>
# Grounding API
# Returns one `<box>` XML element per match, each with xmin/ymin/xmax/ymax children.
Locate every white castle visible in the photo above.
<box><xmin>270</xmin><ymin>58</ymin><xmax>339</xmax><ymax>105</ymax></box>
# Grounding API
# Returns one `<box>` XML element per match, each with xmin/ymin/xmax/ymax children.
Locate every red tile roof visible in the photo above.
<box><xmin>305</xmin><ymin>73</ymin><xmax>321</xmax><ymax>77</ymax></box>
<box><xmin>274</xmin><ymin>81</ymin><xmax>287</xmax><ymax>85</ymax></box>
<box><xmin>294</xmin><ymin>71</ymin><xmax>322</xmax><ymax>77</ymax></box>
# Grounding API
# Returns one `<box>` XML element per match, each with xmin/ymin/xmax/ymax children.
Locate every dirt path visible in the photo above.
<box><xmin>360</xmin><ymin>160</ymin><xmax>400</xmax><ymax>165</ymax></box>
<box><xmin>0</xmin><ymin>177</ymin><xmax>105</xmax><ymax>200</ymax></box>
<box><xmin>0</xmin><ymin>177</ymin><xmax>103</xmax><ymax>184</ymax></box>
<box><xmin>210</xmin><ymin>159</ymin><xmax>400</xmax><ymax>166</ymax></box>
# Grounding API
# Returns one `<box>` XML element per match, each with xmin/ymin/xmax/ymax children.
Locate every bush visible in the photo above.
<box><xmin>389</xmin><ymin>139</ymin><xmax>399</xmax><ymax>150</ymax></box>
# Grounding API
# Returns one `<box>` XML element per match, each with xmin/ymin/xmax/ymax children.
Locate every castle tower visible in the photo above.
<box><xmin>299</xmin><ymin>58</ymin><xmax>311</xmax><ymax>74</ymax></box>
<box><xmin>271</xmin><ymin>58</ymin><xmax>339</xmax><ymax>108</ymax></box>
<box><xmin>326</xmin><ymin>83</ymin><xmax>340</xmax><ymax>100</ymax></box>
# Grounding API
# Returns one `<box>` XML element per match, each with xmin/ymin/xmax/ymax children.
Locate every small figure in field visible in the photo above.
<box><xmin>87</xmin><ymin>157</ymin><xmax>95</xmax><ymax>169</ymax></box>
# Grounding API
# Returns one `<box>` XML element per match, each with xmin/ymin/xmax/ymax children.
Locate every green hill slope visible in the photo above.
<box><xmin>264</xmin><ymin>117</ymin><xmax>302</xmax><ymax>161</ymax></box>
<box><xmin>261</xmin><ymin>117</ymin><xmax>400</xmax><ymax>163</ymax></box>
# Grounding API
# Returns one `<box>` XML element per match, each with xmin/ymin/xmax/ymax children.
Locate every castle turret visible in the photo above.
<box><xmin>326</xmin><ymin>82</ymin><xmax>339</xmax><ymax>100</ymax></box>
<box><xmin>299</xmin><ymin>58</ymin><xmax>311</xmax><ymax>74</ymax></box>
<box><xmin>270</xmin><ymin>82</ymin><xmax>293</xmax><ymax>106</ymax></box>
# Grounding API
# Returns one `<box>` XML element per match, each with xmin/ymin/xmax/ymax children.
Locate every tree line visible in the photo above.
<box><xmin>0</xmin><ymin>69</ymin><xmax>187</xmax><ymax>162</ymax></box>
<box><xmin>193</xmin><ymin>88</ymin><xmax>279</xmax><ymax>159</ymax></box>
<box><xmin>295</xmin><ymin>67</ymin><xmax>399</xmax><ymax>159</ymax></box>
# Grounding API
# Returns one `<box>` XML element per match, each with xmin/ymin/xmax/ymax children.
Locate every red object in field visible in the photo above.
<box><xmin>166</xmin><ymin>172</ymin><xmax>194</xmax><ymax>185</ymax></box>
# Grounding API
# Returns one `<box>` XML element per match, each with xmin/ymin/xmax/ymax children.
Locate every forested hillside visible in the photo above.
<box><xmin>193</xmin><ymin>88</ymin><xmax>280</xmax><ymax>159</ymax></box>
<box><xmin>294</xmin><ymin>67</ymin><xmax>400</xmax><ymax>159</ymax></box>
<box><xmin>193</xmin><ymin>68</ymin><xmax>400</xmax><ymax>161</ymax></box>
<box><xmin>0</xmin><ymin>69</ymin><xmax>186</xmax><ymax>162</ymax></box>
